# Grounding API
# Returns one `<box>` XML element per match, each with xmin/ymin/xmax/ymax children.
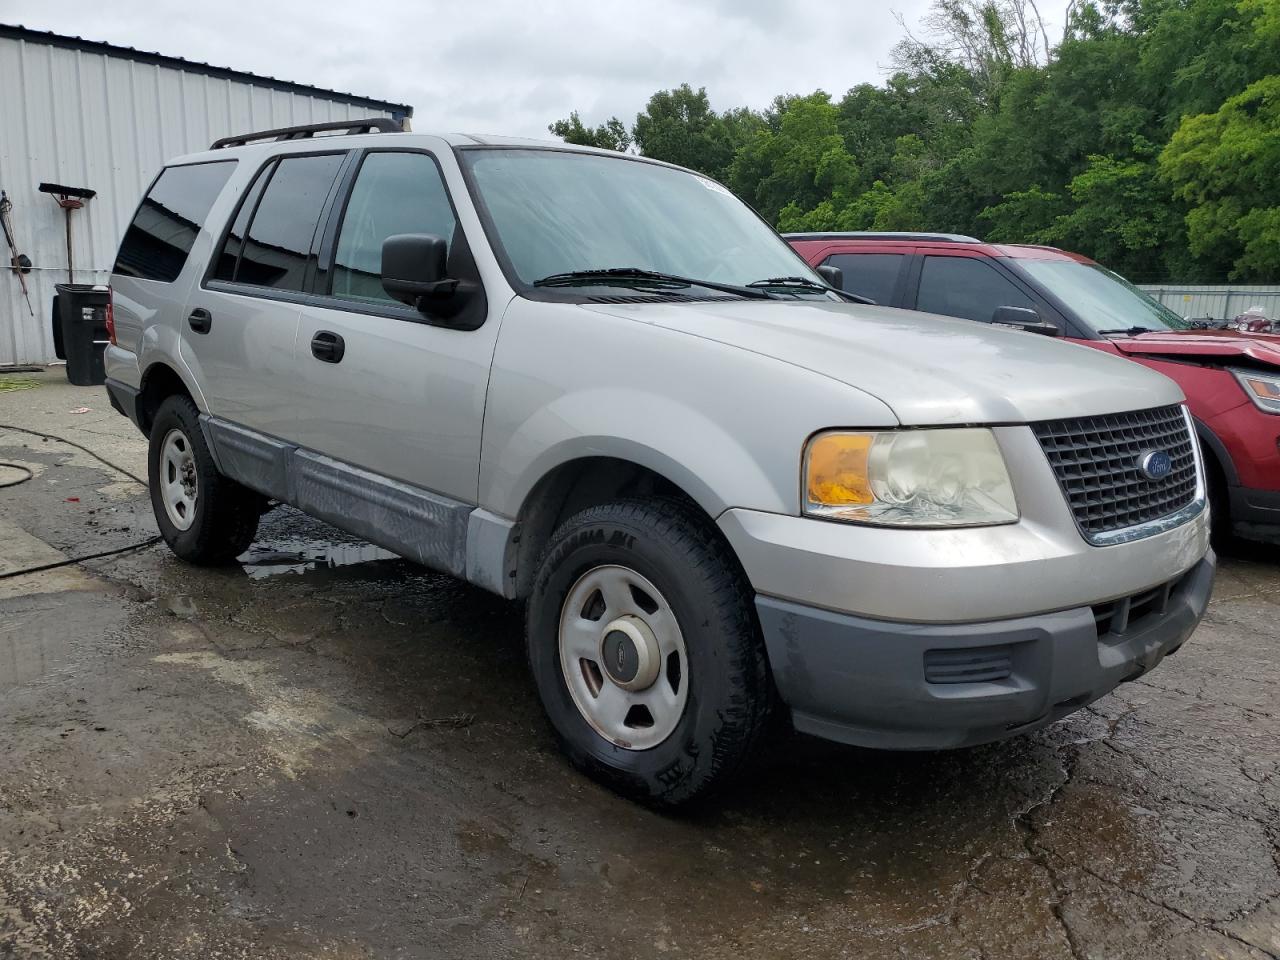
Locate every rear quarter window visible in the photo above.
<box><xmin>113</xmin><ymin>161</ymin><xmax>237</xmax><ymax>283</ymax></box>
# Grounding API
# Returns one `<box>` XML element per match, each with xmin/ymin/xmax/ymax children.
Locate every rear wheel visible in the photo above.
<box><xmin>526</xmin><ymin>498</ymin><xmax>773</xmax><ymax>808</ymax></box>
<box><xmin>147</xmin><ymin>395</ymin><xmax>264</xmax><ymax>564</ymax></box>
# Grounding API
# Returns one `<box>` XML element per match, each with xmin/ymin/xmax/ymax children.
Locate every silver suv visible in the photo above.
<box><xmin>104</xmin><ymin>121</ymin><xmax>1214</xmax><ymax>807</ymax></box>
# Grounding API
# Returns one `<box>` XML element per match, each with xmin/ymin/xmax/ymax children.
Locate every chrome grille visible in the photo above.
<box><xmin>1032</xmin><ymin>405</ymin><xmax>1198</xmax><ymax>542</ymax></box>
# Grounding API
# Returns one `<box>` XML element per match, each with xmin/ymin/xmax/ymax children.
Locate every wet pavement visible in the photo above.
<box><xmin>0</xmin><ymin>371</ymin><xmax>1277</xmax><ymax>959</ymax></box>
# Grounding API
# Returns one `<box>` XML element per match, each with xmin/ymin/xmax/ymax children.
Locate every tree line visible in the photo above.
<box><xmin>549</xmin><ymin>0</ymin><xmax>1279</xmax><ymax>283</ymax></box>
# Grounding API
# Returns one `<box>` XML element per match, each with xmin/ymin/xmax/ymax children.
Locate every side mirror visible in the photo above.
<box><xmin>381</xmin><ymin>234</ymin><xmax>453</xmax><ymax>307</ymax></box>
<box><xmin>992</xmin><ymin>305</ymin><xmax>1058</xmax><ymax>337</ymax></box>
<box><xmin>816</xmin><ymin>264</ymin><xmax>844</xmax><ymax>290</ymax></box>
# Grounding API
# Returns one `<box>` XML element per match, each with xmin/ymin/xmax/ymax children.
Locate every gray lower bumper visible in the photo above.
<box><xmin>1229</xmin><ymin>485</ymin><xmax>1280</xmax><ymax>545</ymax></box>
<box><xmin>104</xmin><ymin>377</ymin><xmax>142</xmax><ymax>431</ymax></box>
<box><xmin>757</xmin><ymin>552</ymin><xmax>1216</xmax><ymax>751</ymax></box>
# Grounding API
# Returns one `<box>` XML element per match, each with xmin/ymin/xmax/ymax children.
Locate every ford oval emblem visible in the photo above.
<box><xmin>1139</xmin><ymin>450</ymin><xmax>1173</xmax><ymax>480</ymax></box>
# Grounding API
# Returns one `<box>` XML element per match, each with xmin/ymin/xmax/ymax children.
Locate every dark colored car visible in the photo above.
<box><xmin>788</xmin><ymin>232</ymin><xmax>1280</xmax><ymax>545</ymax></box>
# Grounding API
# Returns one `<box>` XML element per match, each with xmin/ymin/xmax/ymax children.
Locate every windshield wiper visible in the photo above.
<box><xmin>747</xmin><ymin>276</ymin><xmax>874</xmax><ymax>304</ymax></box>
<box><xmin>1096</xmin><ymin>326</ymin><xmax>1156</xmax><ymax>336</ymax></box>
<box><xmin>533</xmin><ymin>268</ymin><xmax>774</xmax><ymax>300</ymax></box>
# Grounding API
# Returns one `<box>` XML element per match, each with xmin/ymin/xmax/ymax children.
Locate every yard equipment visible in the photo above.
<box><xmin>38</xmin><ymin>182</ymin><xmax>96</xmax><ymax>284</ymax></box>
<box><xmin>0</xmin><ymin>190</ymin><xmax>34</xmax><ymax>317</ymax></box>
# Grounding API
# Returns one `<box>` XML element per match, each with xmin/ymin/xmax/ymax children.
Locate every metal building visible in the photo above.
<box><xmin>1140</xmin><ymin>284</ymin><xmax>1280</xmax><ymax>321</ymax></box>
<box><xmin>0</xmin><ymin>24</ymin><xmax>412</xmax><ymax>367</ymax></box>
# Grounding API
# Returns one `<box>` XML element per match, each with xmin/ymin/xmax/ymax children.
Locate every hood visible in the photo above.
<box><xmin>1108</xmin><ymin>329</ymin><xmax>1280</xmax><ymax>368</ymax></box>
<box><xmin>583</xmin><ymin>300</ymin><xmax>1185</xmax><ymax>426</ymax></box>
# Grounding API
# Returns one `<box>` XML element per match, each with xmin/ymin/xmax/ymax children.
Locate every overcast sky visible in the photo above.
<box><xmin>8</xmin><ymin>1</ymin><xmax>1070</xmax><ymax>137</ymax></box>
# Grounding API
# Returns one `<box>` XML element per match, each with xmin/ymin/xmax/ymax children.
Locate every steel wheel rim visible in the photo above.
<box><xmin>159</xmin><ymin>428</ymin><xmax>198</xmax><ymax>531</ymax></box>
<box><xmin>558</xmin><ymin>564</ymin><xmax>689</xmax><ymax>751</ymax></box>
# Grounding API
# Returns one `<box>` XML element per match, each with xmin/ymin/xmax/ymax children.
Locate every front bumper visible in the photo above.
<box><xmin>756</xmin><ymin>553</ymin><xmax>1215</xmax><ymax>750</ymax></box>
<box><xmin>1228</xmin><ymin>485</ymin><xmax>1280</xmax><ymax>545</ymax></box>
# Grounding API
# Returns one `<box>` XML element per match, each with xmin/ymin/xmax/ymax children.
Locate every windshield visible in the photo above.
<box><xmin>1013</xmin><ymin>258</ymin><xmax>1190</xmax><ymax>333</ymax></box>
<box><xmin>461</xmin><ymin>148</ymin><xmax>825</xmax><ymax>293</ymax></box>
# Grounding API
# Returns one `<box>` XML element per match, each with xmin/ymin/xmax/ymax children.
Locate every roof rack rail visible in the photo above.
<box><xmin>210</xmin><ymin>117</ymin><xmax>403</xmax><ymax>150</ymax></box>
<box><xmin>782</xmin><ymin>231</ymin><xmax>982</xmax><ymax>243</ymax></box>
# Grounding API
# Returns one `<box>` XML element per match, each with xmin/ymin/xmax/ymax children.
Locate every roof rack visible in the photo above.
<box><xmin>782</xmin><ymin>231</ymin><xmax>982</xmax><ymax>243</ymax></box>
<box><xmin>210</xmin><ymin>117</ymin><xmax>403</xmax><ymax>150</ymax></box>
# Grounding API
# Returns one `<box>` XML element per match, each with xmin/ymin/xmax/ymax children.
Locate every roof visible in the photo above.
<box><xmin>0</xmin><ymin>23</ymin><xmax>413</xmax><ymax>118</ymax></box>
<box><xmin>170</xmin><ymin>129</ymin><xmax>669</xmax><ymax>165</ymax></box>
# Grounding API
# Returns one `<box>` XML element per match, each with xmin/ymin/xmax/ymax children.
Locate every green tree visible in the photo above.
<box><xmin>545</xmin><ymin>0</ymin><xmax>1280</xmax><ymax>281</ymax></box>
<box><xmin>728</xmin><ymin>92</ymin><xmax>859</xmax><ymax>224</ymax></box>
<box><xmin>1040</xmin><ymin>149</ymin><xmax>1188</xmax><ymax>279</ymax></box>
<box><xmin>631</xmin><ymin>84</ymin><xmax>751</xmax><ymax>179</ymax></box>
<box><xmin>547</xmin><ymin>111</ymin><xmax>632</xmax><ymax>152</ymax></box>
<box><xmin>1161</xmin><ymin>74</ymin><xmax>1280</xmax><ymax>279</ymax></box>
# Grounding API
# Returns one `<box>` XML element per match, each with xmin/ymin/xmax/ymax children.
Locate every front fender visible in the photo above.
<box><xmin>493</xmin><ymin>390</ymin><xmax>777</xmax><ymax>519</ymax></box>
<box><xmin>478</xmin><ymin>299</ymin><xmax>898</xmax><ymax>519</ymax></box>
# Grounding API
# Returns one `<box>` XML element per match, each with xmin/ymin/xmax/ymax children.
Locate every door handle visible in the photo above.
<box><xmin>188</xmin><ymin>308</ymin><xmax>212</xmax><ymax>334</ymax></box>
<box><xmin>310</xmin><ymin>330</ymin><xmax>345</xmax><ymax>364</ymax></box>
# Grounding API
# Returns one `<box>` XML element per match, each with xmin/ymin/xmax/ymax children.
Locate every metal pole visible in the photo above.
<box><xmin>65</xmin><ymin>206</ymin><xmax>74</xmax><ymax>284</ymax></box>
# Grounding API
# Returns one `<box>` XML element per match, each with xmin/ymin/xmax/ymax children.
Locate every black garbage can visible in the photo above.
<box><xmin>53</xmin><ymin>284</ymin><xmax>110</xmax><ymax>386</ymax></box>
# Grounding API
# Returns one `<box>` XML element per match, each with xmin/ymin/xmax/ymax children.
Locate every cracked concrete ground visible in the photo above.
<box><xmin>1</xmin><ymin>370</ymin><xmax>1277</xmax><ymax>959</ymax></box>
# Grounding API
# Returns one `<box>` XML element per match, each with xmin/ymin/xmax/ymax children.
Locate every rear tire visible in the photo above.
<box><xmin>148</xmin><ymin>395</ymin><xmax>264</xmax><ymax>565</ymax></box>
<box><xmin>526</xmin><ymin>498</ymin><xmax>773</xmax><ymax>808</ymax></box>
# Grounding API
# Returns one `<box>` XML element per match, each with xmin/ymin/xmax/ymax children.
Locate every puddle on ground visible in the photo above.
<box><xmin>240</xmin><ymin>539</ymin><xmax>400</xmax><ymax>580</ymax></box>
<box><xmin>0</xmin><ymin>613</ymin><xmax>76</xmax><ymax>691</ymax></box>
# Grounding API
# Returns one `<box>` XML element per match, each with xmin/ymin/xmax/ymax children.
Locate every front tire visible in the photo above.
<box><xmin>526</xmin><ymin>499</ymin><xmax>773</xmax><ymax>808</ymax></box>
<box><xmin>147</xmin><ymin>395</ymin><xmax>264</xmax><ymax>565</ymax></box>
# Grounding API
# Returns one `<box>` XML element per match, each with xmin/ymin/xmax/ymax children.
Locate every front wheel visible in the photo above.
<box><xmin>147</xmin><ymin>395</ymin><xmax>264</xmax><ymax>565</ymax></box>
<box><xmin>526</xmin><ymin>499</ymin><xmax>773</xmax><ymax>808</ymax></box>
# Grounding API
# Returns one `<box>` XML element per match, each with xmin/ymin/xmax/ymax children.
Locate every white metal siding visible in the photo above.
<box><xmin>1139</xmin><ymin>285</ymin><xmax>1280</xmax><ymax>320</ymax></box>
<box><xmin>0</xmin><ymin>34</ymin><xmax>399</xmax><ymax>365</ymax></box>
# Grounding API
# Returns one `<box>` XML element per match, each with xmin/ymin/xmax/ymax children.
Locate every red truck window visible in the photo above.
<box><xmin>916</xmin><ymin>255</ymin><xmax>1034</xmax><ymax>323</ymax></box>
<box><xmin>822</xmin><ymin>253</ymin><xmax>905</xmax><ymax>304</ymax></box>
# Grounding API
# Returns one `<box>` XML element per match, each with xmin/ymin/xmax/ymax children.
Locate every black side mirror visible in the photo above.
<box><xmin>381</xmin><ymin>234</ymin><xmax>454</xmax><ymax>307</ymax></box>
<box><xmin>816</xmin><ymin>264</ymin><xmax>844</xmax><ymax>290</ymax></box>
<box><xmin>992</xmin><ymin>305</ymin><xmax>1059</xmax><ymax>337</ymax></box>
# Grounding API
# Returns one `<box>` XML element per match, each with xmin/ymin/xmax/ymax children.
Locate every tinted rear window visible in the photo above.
<box><xmin>822</xmin><ymin>253</ymin><xmax>904</xmax><ymax>305</ymax></box>
<box><xmin>113</xmin><ymin>161</ymin><xmax>236</xmax><ymax>283</ymax></box>
<box><xmin>232</xmin><ymin>153</ymin><xmax>346</xmax><ymax>291</ymax></box>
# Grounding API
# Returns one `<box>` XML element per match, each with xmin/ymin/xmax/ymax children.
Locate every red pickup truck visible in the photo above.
<box><xmin>789</xmin><ymin>232</ymin><xmax>1280</xmax><ymax>545</ymax></box>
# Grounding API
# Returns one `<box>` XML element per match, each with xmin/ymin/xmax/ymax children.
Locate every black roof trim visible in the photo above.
<box><xmin>0</xmin><ymin>23</ymin><xmax>413</xmax><ymax>118</ymax></box>
<box><xmin>211</xmin><ymin>118</ymin><xmax>403</xmax><ymax>149</ymax></box>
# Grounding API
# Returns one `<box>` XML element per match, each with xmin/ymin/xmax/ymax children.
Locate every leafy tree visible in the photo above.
<box><xmin>728</xmin><ymin>93</ymin><xmax>860</xmax><ymax>224</ymax></box>
<box><xmin>547</xmin><ymin>112</ymin><xmax>632</xmax><ymax>152</ymax></box>
<box><xmin>632</xmin><ymin>85</ymin><xmax>738</xmax><ymax>178</ymax></box>
<box><xmin>980</xmin><ymin>185</ymin><xmax>1068</xmax><ymax>242</ymax></box>
<box><xmin>1040</xmin><ymin>149</ymin><xmax>1187</xmax><ymax>279</ymax></box>
<box><xmin>1161</xmin><ymin>74</ymin><xmax>1280</xmax><ymax>279</ymax></box>
<box><xmin>1136</xmin><ymin>0</ymin><xmax>1275</xmax><ymax>130</ymax></box>
<box><xmin>546</xmin><ymin>0</ymin><xmax>1280</xmax><ymax>281</ymax></box>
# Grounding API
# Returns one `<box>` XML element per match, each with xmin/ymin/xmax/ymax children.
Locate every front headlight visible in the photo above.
<box><xmin>804</xmin><ymin>428</ymin><xmax>1019</xmax><ymax>527</ymax></box>
<box><xmin>1230</xmin><ymin>368</ymin><xmax>1280</xmax><ymax>414</ymax></box>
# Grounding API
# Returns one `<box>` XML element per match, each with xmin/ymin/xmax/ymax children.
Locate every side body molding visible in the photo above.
<box><xmin>199</xmin><ymin>416</ymin><xmax>516</xmax><ymax>593</ymax></box>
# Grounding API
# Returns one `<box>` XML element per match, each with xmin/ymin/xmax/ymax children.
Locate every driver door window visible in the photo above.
<box><xmin>331</xmin><ymin>152</ymin><xmax>457</xmax><ymax>304</ymax></box>
<box><xmin>915</xmin><ymin>255</ymin><xmax>1034</xmax><ymax>323</ymax></box>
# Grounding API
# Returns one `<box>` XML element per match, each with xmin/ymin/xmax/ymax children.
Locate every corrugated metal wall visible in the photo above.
<box><xmin>0</xmin><ymin>34</ymin><xmax>401</xmax><ymax>365</ymax></box>
<box><xmin>1139</xmin><ymin>285</ymin><xmax>1280</xmax><ymax>320</ymax></box>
